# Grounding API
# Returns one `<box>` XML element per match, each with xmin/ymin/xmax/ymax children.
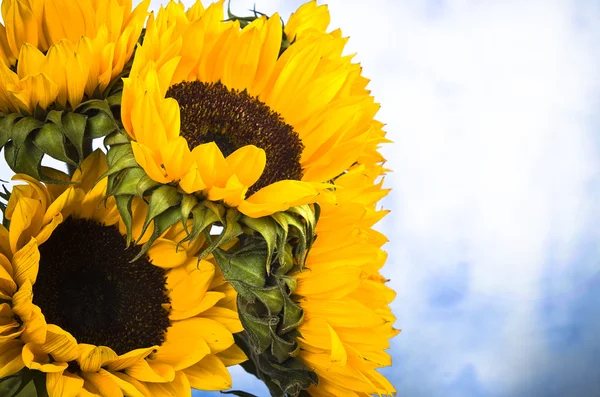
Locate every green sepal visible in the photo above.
<box><xmin>213</xmin><ymin>244</ymin><xmax>267</xmax><ymax>288</ymax></box>
<box><xmin>236</xmin><ymin>333</ymin><xmax>318</xmax><ymax>397</ymax></box>
<box><xmin>0</xmin><ymin>368</ymin><xmax>47</xmax><ymax>397</ymax></box>
<box><xmin>279</xmin><ymin>287</ymin><xmax>304</xmax><ymax>335</ymax></box>
<box><xmin>61</xmin><ymin>112</ymin><xmax>87</xmax><ymax>163</ymax></box>
<box><xmin>0</xmin><ymin>113</ymin><xmax>20</xmax><ymax>148</ymax></box>
<box><xmin>237</xmin><ymin>297</ymin><xmax>278</xmax><ymax>353</ymax></box>
<box><xmin>4</xmin><ymin>140</ymin><xmax>44</xmax><ymax>180</ymax></box>
<box><xmin>199</xmin><ymin>209</ymin><xmax>243</xmax><ymax>261</ymax></box>
<box><xmin>136</xmin><ymin>174</ymin><xmax>161</xmax><ymax>197</ymax></box>
<box><xmin>110</xmin><ymin>167</ymin><xmax>147</xmax><ymax>197</ymax></box>
<box><xmin>0</xmin><ymin>95</ymin><xmax>120</xmax><ymax>179</ymax></box>
<box><xmin>233</xmin><ymin>281</ymin><xmax>284</xmax><ymax>315</ymax></box>
<box><xmin>115</xmin><ymin>195</ymin><xmax>134</xmax><ymax>246</ymax></box>
<box><xmin>269</xmin><ymin>327</ymin><xmax>299</xmax><ymax>363</ymax></box>
<box><xmin>179</xmin><ymin>203</ymin><xmax>221</xmax><ymax>248</ymax></box>
<box><xmin>241</xmin><ymin>216</ymin><xmax>278</xmax><ymax>274</ymax></box>
<box><xmin>138</xmin><ymin>185</ymin><xmax>182</xmax><ymax>245</ymax></box>
<box><xmin>103</xmin><ymin>144</ymin><xmax>138</xmax><ymax>178</ymax></box>
<box><xmin>104</xmin><ymin>130</ymin><xmax>131</xmax><ymax>146</ymax></box>
<box><xmin>274</xmin><ymin>243</ymin><xmax>294</xmax><ymax>276</ymax></box>
<box><xmin>87</xmin><ymin>110</ymin><xmax>118</xmax><ymax>139</ymax></box>
<box><xmin>11</xmin><ymin>117</ymin><xmax>43</xmax><ymax>149</ymax></box>
<box><xmin>133</xmin><ymin>205</ymin><xmax>181</xmax><ymax>261</ymax></box>
<box><xmin>221</xmin><ymin>391</ymin><xmax>260</xmax><ymax>397</ymax></box>
<box><xmin>180</xmin><ymin>194</ymin><xmax>198</xmax><ymax>234</ymax></box>
<box><xmin>32</xmin><ymin>122</ymin><xmax>77</xmax><ymax>166</ymax></box>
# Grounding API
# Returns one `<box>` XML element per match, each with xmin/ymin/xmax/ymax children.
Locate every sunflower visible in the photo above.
<box><xmin>118</xmin><ymin>0</ymin><xmax>382</xmax><ymax>218</ymax></box>
<box><xmin>0</xmin><ymin>0</ymin><xmax>149</xmax><ymax>113</ymax></box>
<box><xmin>0</xmin><ymin>150</ymin><xmax>246</xmax><ymax>396</ymax></box>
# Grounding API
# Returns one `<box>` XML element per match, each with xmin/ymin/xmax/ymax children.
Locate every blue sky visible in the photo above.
<box><xmin>1</xmin><ymin>0</ymin><xmax>599</xmax><ymax>396</ymax></box>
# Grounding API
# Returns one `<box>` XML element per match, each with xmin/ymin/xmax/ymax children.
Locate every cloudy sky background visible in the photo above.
<box><xmin>0</xmin><ymin>0</ymin><xmax>598</xmax><ymax>395</ymax></box>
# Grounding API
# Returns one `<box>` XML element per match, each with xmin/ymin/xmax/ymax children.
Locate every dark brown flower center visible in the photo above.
<box><xmin>166</xmin><ymin>80</ymin><xmax>304</xmax><ymax>194</ymax></box>
<box><xmin>33</xmin><ymin>218</ymin><xmax>170</xmax><ymax>355</ymax></box>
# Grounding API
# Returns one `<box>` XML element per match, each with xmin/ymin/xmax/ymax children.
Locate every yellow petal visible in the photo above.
<box><xmin>17</xmin><ymin>43</ymin><xmax>45</xmax><ymax>78</ymax></box>
<box><xmin>21</xmin><ymin>304</ymin><xmax>47</xmax><ymax>345</ymax></box>
<box><xmin>12</xmin><ymin>279</ymin><xmax>33</xmax><ymax>321</ymax></box>
<box><xmin>170</xmin><ymin>265</ymin><xmax>215</xmax><ymax>312</ymax></box>
<box><xmin>5</xmin><ymin>0</ymin><xmax>38</xmax><ymax>59</ymax></box>
<box><xmin>183</xmin><ymin>354</ymin><xmax>232</xmax><ymax>391</ymax></box>
<box><xmin>80</xmin><ymin>372</ymin><xmax>123</xmax><ymax>397</ymax></box>
<box><xmin>147</xmin><ymin>238</ymin><xmax>188</xmax><ymax>269</ymax></box>
<box><xmin>9</xmin><ymin>196</ymin><xmax>39</xmax><ymax>255</ymax></box>
<box><xmin>301</xmin><ymin>299</ymin><xmax>384</xmax><ymax>329</ymax></box>
<box><xmin>190</xmin><ymin>142</ymin><xmax>228</xmax><ymax>188</ymax></box>
<box><xmin>22</xmin><ymin>343</ymin><xmax>67</xmax><ymax>373</ymax></box>
<box><xmin>97</xmin><ymin>369</ymin><xmax>146</xmax><ymax>397</ymax></box>
<box><xmin>47</xmin><ymin>371</ymin><xmax>84</xmax><ymax>397</ymax></box>
<box><xmin>105</xmin><ymin>346</ymin><xmax>155</xmax><ymax>372</ymax></box>
<box><xmin>199</xmin><ymin>306</ymin><xmax>243</xmax><ymax>334</ymax></box>
<box><xmin>125</xmin><ymin>358</ymin><xmax>175</xmax><ymax>383</ymax></box>
<box><xmin>41</xmin><ymin>325</ymin><xmax>80</xmax><ymax>362</ymax></box>
<box><xmin>225</xmin><ymin>145</ymin><xmax>266</xmax><ymax>187</ymax></box>
<box><xmin>0</xmin><ymin>339</ymin><xmax>24</xmax><ymax>377</ymax></box>
<box><xmin>152</xmin><ymin>318</ymin><xmax>212</xmax><ymax>370</ymax></box>
<box><xmin>160</xmin><ymin>136</ymin><xmax>193</xmax><ymax>182</ymax></box>
<box><xmin>43</xmin><ymin>186</ymin><xmax>84</xmax><ymax>225</ymax></box>
<box><xmin>239</xmin><ymin>180</ymin><xmax>318</xmax><ymax>217</ymax></box>
<box><xmin>216</xmin><ymin>344</ymin><xmax>247</xmax><ymax>367</ymax></box>
<box><xmin>77</xmin><ymin>344</ymin><xmax>118</xmax><ymax>372</ymax></box>
<box><xmin>131</xmin><ymin>141</ymin><xmax>170</xmax><ymax>184</ymax></box>
<box><xmin>12</xmin><ymin>237</ymin><xmax>40</xmax><ymax>287</ymax></box>
<box><xmin>0</xmin><ymin>257</ymin><xmax>16</xmax><ymax>298</ymax></box>
<box><xmin>295</xmin><ymin>265</ymin><xmax>361</xmax><ymax>300</ymax></box>
<box><xmin>110</xmin><ymin>372</ymin><xmax>151</xmax><ymax>397</ymax></box>
<box><xmin>145</xmin><ymin>371</ymin><xmax>191</xmax><ymax>397</ymax></box>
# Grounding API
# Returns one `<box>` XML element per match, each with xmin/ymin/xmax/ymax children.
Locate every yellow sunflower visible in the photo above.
<box><xmin>0</xmin><ymin>150</ymin><xmax>246</xmax><ymax>396</ymax></box>
<box><xmin>119</xmin><ymin>0</ymin><xmax>382</xmax><ymax>217</ymax></box>
<box><xmin>0</xmin><ymin>0</ymin><xmax>149</xmax><ymax>113</ymax></box>
<box><xmin>293</xmin><ymin>163</ymin><xmax>398</xmax><ymax>397</ymax></box>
